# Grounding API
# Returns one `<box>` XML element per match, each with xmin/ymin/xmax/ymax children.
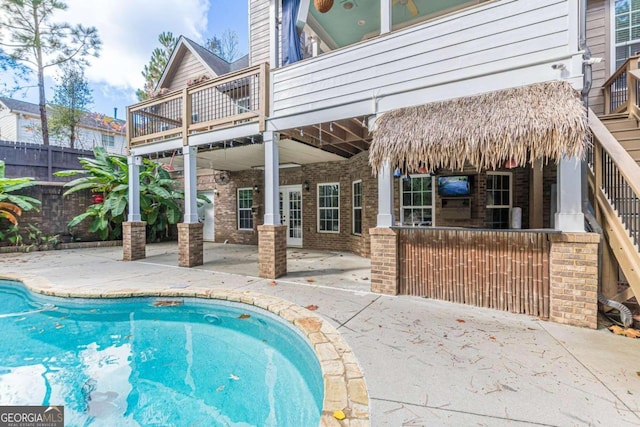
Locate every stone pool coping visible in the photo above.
<box><xmin>0</xmin><ymin>273</ymin><xmax>370</xmax><ymax>427</ymax></box>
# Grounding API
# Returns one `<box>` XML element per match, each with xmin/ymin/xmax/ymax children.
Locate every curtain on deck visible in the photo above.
<box><xmin>282</xmin><ymin>0</ymin><xmax>303</xmax><ymax>65</ymax></box>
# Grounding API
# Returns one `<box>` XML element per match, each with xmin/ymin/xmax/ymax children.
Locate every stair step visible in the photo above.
<box><xmin>610</xmin><ymin>129</ymin><xmax>640</xmax><ymax>139</ymax></box>
<box><xmin>603</xmin><ymin>119</ymin><xmax>639</xmax><ymax>131</ymax></box>
<box><xmin>600</xmin><ymin>113</ymin><xmax>632</xmax><ymax>121</ymax></box>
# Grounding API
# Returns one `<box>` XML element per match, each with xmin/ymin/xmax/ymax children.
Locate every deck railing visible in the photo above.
<box><xmin>127</xmin><ymin>63</ymin><xmax>269</xmax><ymax>148</ymax></box>
<box><xmin>396</xmin><ymin>227</ymin><xmax>553</xmax><ymax>318</ymax></box>
<box><xmin>603</xmin><ymin>54</ymin><xmax>640</xmax><ymax>118</ymax></box>
<box><xmin>587</xmin><ymin>111</ymin><xmax>640</xmax><ymax>300</ymax></box>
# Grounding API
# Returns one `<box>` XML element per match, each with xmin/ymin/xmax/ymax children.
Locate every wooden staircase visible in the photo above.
<box><xmin>600</xmin><ymin>113</ymin><xmax>640</xmax><ymax>167</ymax></box>
<box><xmin>589</xmin><ymin>112</ymin><xmax>640</xmax><ymax>309</ymax></box>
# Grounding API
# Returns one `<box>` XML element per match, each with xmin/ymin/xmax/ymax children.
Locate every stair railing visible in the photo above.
<box><xmin>603</xmin><ymin>54</ymin><xmax>640</xmax><ymax>119</ymax></box>
<box><xmin>587</xmin><ymin>110</ymin><xmax>640</xmax><ymax>301</ymax></box>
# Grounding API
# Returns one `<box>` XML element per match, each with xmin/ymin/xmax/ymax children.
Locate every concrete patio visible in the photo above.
<box><xmin>1</xmin><ymin>242</ymin><xmax>639</xmax><ymax>426</ymax></box>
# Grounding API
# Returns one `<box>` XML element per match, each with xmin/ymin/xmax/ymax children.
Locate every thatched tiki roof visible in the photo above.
<box><xmin>369</xmin><ymin>81</ymin><xmax>589</xmax><ymax>174</ymax></box>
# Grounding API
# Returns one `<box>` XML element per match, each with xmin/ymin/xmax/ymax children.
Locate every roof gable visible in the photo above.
<box><xmin>0</xmin><ymin>97</ymin><xmax>40</xmax><ymax>116</ymax></box>
<box><xmin>157</xmin><ymin>36</ymin><xmax>249</xmax><ymax>90</ymax></box>
<box><xmin>158</xmin><ymin>36</ymin><xmax>228</xmax><ymax>90</ymax></box>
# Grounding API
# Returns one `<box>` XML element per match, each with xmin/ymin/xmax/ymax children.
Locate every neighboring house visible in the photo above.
<box><xmin>0</xmin><ymin>97</ymin><xmax>126</xmax><ymax>155</ymax></box>
<box><xmin>122</xmin><ymin>0</ymin><xmax>640</xmax><ymax>330</ymax></box>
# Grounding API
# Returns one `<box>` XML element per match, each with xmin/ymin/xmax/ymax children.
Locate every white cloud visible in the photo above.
<box><xmin>60</xmin><ymin>0</ymin><xmax>210</xmax><ymax>90</ymax></box>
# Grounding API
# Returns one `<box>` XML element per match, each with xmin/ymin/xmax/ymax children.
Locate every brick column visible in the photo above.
<box><xmin>370</xmin><ymin>227</ymin><xmax>398</xmax><ymax>295</ymax></box>
<box><xmin>549</xmin><ymin>233</ymin><xmax>600</xmax><ymax>329</ymax></box>
<box><xmin>178</xmin><ymin>223</ymin><xmax>204</xmax><ymax>267</ymax></box>
<box><xmin>123</xmin><ymin>221</ymin><xmax>146</xmax><ymax>261</ymax></box>
<box><xmin>258</xmin><ymin>225</ymin><xmax>287</xmax><ymax>279</ymax></box>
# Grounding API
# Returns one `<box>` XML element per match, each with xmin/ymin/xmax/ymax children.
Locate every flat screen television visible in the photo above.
<box><xmin>438</xmin><ymin>176</ymin><xmax>471</xmax><ymax>197</ymax></box>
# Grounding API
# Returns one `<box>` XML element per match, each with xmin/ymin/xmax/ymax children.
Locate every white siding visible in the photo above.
<box><xmin>249</xmin><ymin>0</ymin><xmax>270</xmax><ymax>66</ymax></box>
<box><xmin>271</xmin><ymin>0</ymin><xmax>579</xmax><ymax>126</ymax></box>
<box><xmin>17</xmin><ymin>115</ymin><xmax>42</xmax><ymax>144</ymax></box>
<box><xmin>586</xmin><ymin>0</ymin><xmax>608</xmax><ymax>115</ymax></box>
<box><xmin>0</xmin><ymin>109</ymin><xmax>18</xmax><ymax>141</ymax></box>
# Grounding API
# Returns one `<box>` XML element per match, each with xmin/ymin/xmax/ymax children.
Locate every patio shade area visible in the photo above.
<box><xmin>369</xmin><ymin>80</ymin><xmax>589</xmax><ymax>174</ymax></box>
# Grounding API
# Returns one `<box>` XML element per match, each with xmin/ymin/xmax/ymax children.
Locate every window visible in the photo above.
<box><xmin>237</xmin><ymin>188</ymin><xmax>254</xmax><ymax>230</ymax></box>
<box><xmin>318</xmin><ymin>183</ymin><xmax>339</xmax><ymax>233</ymax></box>
<box><xmin>101</xmin><ymin>134</ymin><xmax>114</xmax><ymax>147</ymax></box>
<box><xmin>614</xmin><ymin>0</ymin><xmax>640</xmax><ymax>70</ymax></box>
<box><xmin>400</xmin><ymin>175</ymin><xmax>434</xmax><ymax>226</ymax></box>
<box><xmin>352</xmin><ymin>180</ymin><xmax>362</xmax><ymax>235</ymax></box>
<box><xmin>486</xmin><ymin>172</ymin><xmax>512</xmax><ymax>229</ymax></box>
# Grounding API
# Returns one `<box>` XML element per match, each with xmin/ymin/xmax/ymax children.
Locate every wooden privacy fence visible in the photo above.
<box><xmin>397</xmin><ymin>228</ymin><xmax>553</xmax><ymax>318</ymax></box>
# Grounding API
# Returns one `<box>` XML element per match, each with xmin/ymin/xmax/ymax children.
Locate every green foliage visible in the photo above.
<box><xmin>55</xmin><ymin>147</ymin><xmax>188</xmax><ymax>242</ymax></box>
<box><xmin>0</xmin><ymin>160</ymin><xmax>41</xmax><ymax>226</ymax></box>
<box><xmin>136</xmin><ymin>32</ymin><xmax>177</xmax><ymax>101</ymax></box>
<box><xmin>49</xmin><ymin>64</ymin><xmax>93</xmax><ymax>148</ymax></box>
<box><xmin>0</xmin><ymin>223</ymin><xmax>59</xmax><ymax>251</ymax></box>
<box><xmin>0</xmin><ymin>0</ymin><xmax>101</xmax><ymax>145</ymax></box>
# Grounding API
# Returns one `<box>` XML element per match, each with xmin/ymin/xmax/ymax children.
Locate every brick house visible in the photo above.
<box><xmin>122</xmin><ymin>0</ymin><xmax>640</xmax><ymax>329</ymax></box>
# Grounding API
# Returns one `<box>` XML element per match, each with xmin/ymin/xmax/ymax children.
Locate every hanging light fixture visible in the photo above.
<box><xmin>314</xmin><ymin>0</ymin><xmax>334</xmax><ymax>13</ymax></box>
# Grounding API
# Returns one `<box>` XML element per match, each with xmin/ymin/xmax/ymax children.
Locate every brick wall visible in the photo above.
<box><xmin>370</xmin><ymin>228</ymin><xmax>398</xmax><ymax>295</ymax></box>
<box><xmin>549</xmin><ymin>233</ymin><xmax>600</xmax><ymax>329</ymax></box>
<box><xmin>123</xmin><ymin>221</ymin><xmax>146</xmax><ymax>261</ymax></box>
<box><xmin>15</xmin><ymin>183</ymin><xmax>93</xmax><ymax>242</ymax></box>
<box><xmin>199</xmin><ymin>151</ymin><xmax>376</xmax><ymax>257</ymax></box>
<box><xmin>198</xmin><ymin>156</ymin><xmax>558</xmax><ymax>257</ymax></box>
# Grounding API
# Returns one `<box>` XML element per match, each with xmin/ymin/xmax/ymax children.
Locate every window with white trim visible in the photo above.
<box><xmin>400</xmin><ymin>175</ymin><xmax>434</xmax><ymax>226</ymax></box>
<box><xmin>101</xmin><ymin>133</ymin><xmax>114</xmax><ymax>147</ymax></box>
<box><xmin>614</xmin><ymin>1</ymin><xmax>640</xmax><ymax>70</ymax></box>
<box><xmin>352</xmin><ymin>180</ymin><xmax>362</xmax><ymax>235</ymax></box>
<box><xmin>237</xmin><ymin>188</ymin><xmax>253</xmax><ymax>230</ymax></box>
<box><xmin>486</xmin><ymin>172</ymin><xmax>512</xmax><ymax>229</ymax></box>
<box><xmin>318</xmin><ymin>183</ymin><xmax>339</xmax><ymax>233</ymax></box>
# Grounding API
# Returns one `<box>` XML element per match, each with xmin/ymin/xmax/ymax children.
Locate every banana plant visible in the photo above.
<box><xmin>56</xmin><ymin>147</ymin><xmax>202</xmax><ymax>241</ymax></box>
<box><xmin>0</xmin><ymin>160</ymin><xmax>41</xmax><ymax>226</ymax></box>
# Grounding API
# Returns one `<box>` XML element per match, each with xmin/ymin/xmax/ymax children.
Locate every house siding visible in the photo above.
<box><xmin>272</xmin><ymin>0</ymin><xmax>578</xmax><ymax>125</ymax></box>
<box><xmin>166</xmin><ymin>50</ymin><xmax>212</xmax><ymax>91</ymax></box>
<box><xmin>249</xmin><ymin>0</ymin><xmax>270</xmax><ymax>66</ymax></box>
<box><xmin>587</xmin><ymin>0</ymin><xmax>609</xmax><ymax>115</ymax></box>
<box><xmin>0</xmin><ymin>108</ymin><xmax>18</xmax><ymax>141</ymax></box>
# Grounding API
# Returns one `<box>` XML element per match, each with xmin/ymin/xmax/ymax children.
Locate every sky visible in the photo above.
<box><xmin>2</xmin><ymin>0</ymin><xmax>249</xmax><ymax>119</ymax></box>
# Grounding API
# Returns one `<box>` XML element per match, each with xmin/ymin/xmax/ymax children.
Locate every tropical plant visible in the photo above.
<box><xmin>0</xmin><ymin>160</ymin><xmax>41</xmax><ymax>227</ymax></box>
<box><xmin>55</xmin><ymin>147</ymin><xmax>197</xmax><ymax>242</ymax></box>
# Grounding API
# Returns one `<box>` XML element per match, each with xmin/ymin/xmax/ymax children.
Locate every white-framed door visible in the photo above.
<box><xmin>197</xmin><ymin>190</ymin><xmax>215</xmax><ymax>241</ymax></box>
<box><xmin>279</xmin><ymin>185</ymin><xmax>303</xmax><ymax>247</ymax></box>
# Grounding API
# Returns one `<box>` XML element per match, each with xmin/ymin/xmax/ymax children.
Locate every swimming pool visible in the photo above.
<box><xmin>0</xmin><ymin>280</ymin><xmax>323</xmax><ymax>426</ymax></box>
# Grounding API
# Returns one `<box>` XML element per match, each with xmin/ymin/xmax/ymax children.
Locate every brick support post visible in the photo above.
<box><xmin>258</xmin><ymin>225</ymin><xmax>287</xmax><ymax>279</ymax></box>
<box><xmin>549</xmin><ymin>232</ymin><xmax>600</xmax><ymax>329</ymax></box>
<box><xmin>370</xmin><ymin>227</ymin><xmax>399</xmax><ymax>295</ymax></box>
<box><xmin>178</xmin><ymin>222</ymin><xmax>204</xmax><ymax>267</ymax></box>
<box><xmin>123</xmin><ymin>221</ymin><xmax>146</xmax><ymax>261</ymax></box>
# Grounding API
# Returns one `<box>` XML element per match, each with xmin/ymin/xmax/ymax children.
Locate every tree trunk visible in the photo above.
<box><xmin>32</xmin><ymin>3</ymin><xmax>49</xmax><ymax>146</ymax></box>
<box><xmin>70</xmin><ymin>125</ymin><xmax>75</xmax><ymax>149</ymax></box>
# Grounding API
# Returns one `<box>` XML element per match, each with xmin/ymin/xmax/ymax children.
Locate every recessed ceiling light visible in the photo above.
<box><xmin>357</xmin><ymin>19</ymin><xmax>366</xmax><ymax>26</ymax></box>
<box><xmin>343</xmin><ymin>1</ymin><xmax>354</xmax><ymax>9</ymax></box>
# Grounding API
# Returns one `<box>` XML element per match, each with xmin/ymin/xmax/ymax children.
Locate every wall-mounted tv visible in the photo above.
<box><xmin>438</xmin><ymin>176</ymin><xmax>471</xmax><ymax>197</ymax></box>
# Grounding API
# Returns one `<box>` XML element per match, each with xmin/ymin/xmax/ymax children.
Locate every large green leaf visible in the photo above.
<box><xmin>68</xmin><ymin>211</ymin><xmax>95</xmax><ymax>228</ymax></box>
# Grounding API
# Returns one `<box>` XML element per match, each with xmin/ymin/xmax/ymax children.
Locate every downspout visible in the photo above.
<box><xmin>579</xmin><ymin>0</ymin><xmax>633</xmax><ymax>326</ymax></box>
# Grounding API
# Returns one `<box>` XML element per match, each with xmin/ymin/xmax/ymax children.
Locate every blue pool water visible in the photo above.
<box><xmin>0</xmin><ymin>281</ymin><xmax>323</xmax><ymax>426</ymax></box>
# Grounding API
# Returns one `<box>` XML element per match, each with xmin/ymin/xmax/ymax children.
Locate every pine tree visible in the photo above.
<box><xmin>0</xmin><ymin>0</ymin><xmax>101</xmax><ymax>145</ymax></box>
<box><xmin>136</xmin><ymin>32</ymin><xmax>178</xmax><ymax>101</ymax></box>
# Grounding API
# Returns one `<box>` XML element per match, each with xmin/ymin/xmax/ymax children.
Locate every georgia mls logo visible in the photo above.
<box><xmin>0</xmin><ymin>405</ymin><xmax>64</xmax><ymax>427</ymax></box>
